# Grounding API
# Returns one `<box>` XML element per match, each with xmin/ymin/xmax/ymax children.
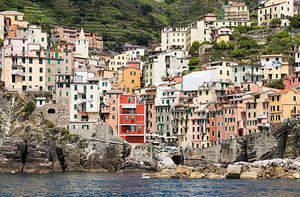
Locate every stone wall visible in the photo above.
<box><xmin>36</xmin><ymin>103</ymin><xmax>69</xmax><ymax>128</ymax></box>
<box><xmin>190</xmin><ymin>132</ymin><xmax>278</xmax><ymax>163</ymax></box>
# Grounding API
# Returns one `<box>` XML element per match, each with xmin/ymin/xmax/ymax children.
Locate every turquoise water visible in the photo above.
<box><xmin>0</xmin><ymin>172</ymin><xmax>299</xmax><ymax>196</ymax></box>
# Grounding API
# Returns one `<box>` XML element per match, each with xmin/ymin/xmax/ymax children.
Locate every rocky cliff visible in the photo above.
<box><xmin>0</xmin><ymin>91</ymin><xmax>131</xmax><ymax>173</ymax></box>
<box><xmin>189</xmin><ymin>125</ymin><xmax>300</xmax><ymax>164</ymax></box>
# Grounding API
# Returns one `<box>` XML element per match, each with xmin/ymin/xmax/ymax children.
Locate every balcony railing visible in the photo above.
<box><xmin>12</xmin><ymin>70</ymin><xmax>24</xmax><ymax>76</ymax></box>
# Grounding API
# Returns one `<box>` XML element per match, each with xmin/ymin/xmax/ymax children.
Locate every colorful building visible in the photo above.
<box><xmin>118</xmin><ymin>95</ymin><xmax>146</xmax><ymax>144</ymax></box>
<box><xmin>269</xmin><ymin>89</ymin><xmax>300</xmax><ymax>124</ymax></box>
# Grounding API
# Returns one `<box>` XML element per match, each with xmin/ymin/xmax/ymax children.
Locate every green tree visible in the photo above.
<box><xmin>188</xmin><ymin>57</ymin><xmax>200</xmax><ymax>70</ymax></box>
<box><xmin>269</xmin><ymin>18</ymin><xmax>282</xmax><ymax>28</ymax></box>
<box><xmin>288</xmin><ymin>14</ymin><xmax>300</xmax><ymax>29</ymax></box>
<box><xmin>238</xmin><ymin>36</ymin><xmax>257</xmax><ymax>50</ymax></box>
<box><xmin>231</xmin><ymin>48</ymin><xmax>246</xmax><ymax>58</ymax></box>
<box><xmin>266</xmin><ymin>79</ymin><xmax>285</xmax><ymax>90</ymax></box>
<box><xmin>0</xmin><ymin>38</ymin><xmax>3</xmax><ymax>47</ymax></box>
<box><xmin>189</xmin><ymin>41</ymin><xmax>201</xmax><ymax>56</ymax></box>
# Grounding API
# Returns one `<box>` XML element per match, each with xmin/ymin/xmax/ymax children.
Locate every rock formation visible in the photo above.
<box><xmin>0</xmin><ymin>91</ymin><xmax>131</xmax><ymax>173</ymax></box>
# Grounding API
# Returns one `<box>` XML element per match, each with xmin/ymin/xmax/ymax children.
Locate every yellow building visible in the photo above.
<box><xmin>118</xmin><ymin>67</ymin><xmax>141</xmax><ymax>95</ymax></box>
<box><xmin>108</xmin><ymin>53</ymin><xmax>129</xmax><ymax>73</ymax></box>
<box><xmin>269</xmin><ymin>90</ymin><xmax>300</xmax><ymax>124</ymax></box>
<box><xmin>223</xmin><ymin>1</ymin><xmax>250</xmax><ymax>21</ymax></box>
<box><xmin>260</xmin><ymin>54</ymin><xmax>289</xmax><ymax>82</ymax></box>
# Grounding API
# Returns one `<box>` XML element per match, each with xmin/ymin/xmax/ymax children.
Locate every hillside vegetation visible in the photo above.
<box><xmin>0</xmin><ymin>0</ymin><xmax>258</xmax><ymax>46</ymax></box>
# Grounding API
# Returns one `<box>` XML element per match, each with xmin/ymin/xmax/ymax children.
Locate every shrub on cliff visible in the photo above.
<box><xmin>20</xmin><ymin>102</ymin><xmax>35</xmax><ymax>119</ymax></box>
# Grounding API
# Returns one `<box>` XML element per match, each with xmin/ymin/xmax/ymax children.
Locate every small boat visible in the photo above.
<box><xmin>141</xmin><ymin>176</ymin><xmax>151</xmax><ymax>179</ymax></box>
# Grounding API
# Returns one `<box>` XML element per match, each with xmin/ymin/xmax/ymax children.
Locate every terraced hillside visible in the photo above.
<box><xmin>0</xmin><ymin>0</ymin><xmax>255</xmax><ymax>46</ymax></box>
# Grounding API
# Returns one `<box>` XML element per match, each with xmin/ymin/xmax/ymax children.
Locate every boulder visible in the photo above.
<box><xmin>226</xmin><ymin>165</ymin><xmax>242</xmax><ymax>179</ymax></box>
<box><xmin>275</xmin><ymin>166</ymin><xmax>285</xmax><ymax>174</ymax></box>
<box><xmin>189</xmin><ymin>171</ymin><xmax>205</xmax><ymax>179</ymax></box>
<box><xmin>293</xmin><ymin>172</ymin><xmax>300</xmax><ymax>179</ymax></box>
<box><xmin>176</xmin><ymin>165</ymin><xmax>193</xmax><ymax>177</ymax></box>
<box><xmin>155</xmin><ymin>168</ymin><xmax>177</xmax><ymax>179</ymax></box>
<box><xmin>240</xmin><ymin>171</ymin><xmax>258</xmax><ymax>179</ymax></box>
<box><xmin>207</xmin><ymin>173</ymin><xmax>225</xmax><ymax>179</ymax></box>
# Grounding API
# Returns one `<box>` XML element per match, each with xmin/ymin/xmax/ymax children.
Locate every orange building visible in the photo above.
<box><xmin>118</xmin><ymin>67</ymin><xmax>141</xmax><ymax>95</ymax></box>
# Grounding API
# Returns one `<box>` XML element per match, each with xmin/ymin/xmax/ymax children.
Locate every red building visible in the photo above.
<box><xmin>118</xmin><ymin>95</ymin><xmax>146</xmax><ymax>144</ymax></box>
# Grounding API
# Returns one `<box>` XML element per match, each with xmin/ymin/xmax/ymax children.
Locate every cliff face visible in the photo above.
<box><xmin>190</xmin><ymin>127</ymin><xmax>300</xmax><ymax>164</ymax></box>
<box><xmin>0</xmin><ymin>92</ymin><xmax>131</xmax><ymax>173</ymax></box>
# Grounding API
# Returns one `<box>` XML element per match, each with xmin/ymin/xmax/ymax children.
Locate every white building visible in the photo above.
<box><xmin>161</xmin><ymin>27</ymin><xmax>187</xmax><ymax>51</ymax></box>
<box><xmin>144</xmin><ymin>50</ymin><xmax>189</xmax><ymax>86</ymax></box>
<box><xmin>69</xmin><ymin>78</ymin><xmax>100</xmax><ymax>123</ymax></box>
<box><xmin>258</xmin><ymin>0</ymin><xmax>297</xmax><ymax>26</ymax></box>
<box><xmin>18</xmin><ymin>25</ymin><xmax>48</xmax><ymax>49</ymax></box>
<box><xmin>185</xmin><ymin>14</ymin><xmax>251</xmax><ymax>49</ymax></box>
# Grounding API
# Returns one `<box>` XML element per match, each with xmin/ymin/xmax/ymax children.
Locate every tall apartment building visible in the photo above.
<box><xmin>222</xmin><ymin>1</ymin><xmax>250</xmax><ymax>21</ymax></box>
<box><xmin>69</xmin><ymin>78</ymin><xmax>100</xmax><ymax>124</ymax></box>
<box><xmin>2</xmin><ymin>38</ymin><xmax>47</xmax><ymax>91</ymax></box>
<box><xmin>161</xmin><ymin>27</ymin><xmax>187</xmax><ymax>51</ymax></box>
<box><xmin>258</xmin><ymin>0</ymin><xmax>297</xmax><ymax>26</ymax></box>
<box><xmin>144</xmin><ymin>50</ymin><xmax>189</xmax><ymax>86</ymax></box>
<box><xmin>118</xmin><ymin>95</ymin><xmax>146</xmax><ymax>144</ymax></box>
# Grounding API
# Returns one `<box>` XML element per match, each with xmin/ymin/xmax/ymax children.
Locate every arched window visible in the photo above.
<box><xmin>48</xmin><ymin>108</ymin><xmax>55</xmax><ymax>114</ymax></box>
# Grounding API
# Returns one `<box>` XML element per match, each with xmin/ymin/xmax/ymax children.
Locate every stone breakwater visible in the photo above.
<box><xmin>143</xmin><ymin>158</ymin><xmax>300</xmax><ymax>180</ymax></box>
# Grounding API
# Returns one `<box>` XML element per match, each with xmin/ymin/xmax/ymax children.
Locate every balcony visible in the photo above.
<box><xmin>119</xmin><ymin>115</ymin><xmax>144</xmax><ymax>125</ymax></box>
<box><xmin>257</xmin><ymin>114</ymin><xmax>268</xmax><ymax>119</ymax></box>
<box><xmin>120</xmin><ymin>125</ymin><xmax>144</xmax><ymax>135</ymax></box>
<box><xmin>12</xmin><ymin>70</ymin><xmax>24</xmax><ymax>76</ymax></box>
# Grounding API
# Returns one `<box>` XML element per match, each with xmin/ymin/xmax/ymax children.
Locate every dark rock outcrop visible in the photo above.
<box><xmin>0</xmin><ymin>92</ymin><xmax>131</xmax><ymax>173</ymax></box>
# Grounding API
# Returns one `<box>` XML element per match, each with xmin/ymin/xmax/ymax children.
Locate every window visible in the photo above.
<box><xmin>39</xmin><ymin>67</ymin><xmax>43</xmax><ymax>73</ymax></box>
<box><xmin>112</xmin><ymin>115</ymin><xmax>115</xmax><ymax>120</ymax></box>
<box><xmin>74</xmin><ymin>85</ymin><xmax>78</xmax><ymax>91</ymax></box>
<box><xmin>112</xmin><ymin>107</ymin><xmax>115</xmax><ymax>111</ymax></box>
<box><xmin>39</xmin><ymin>76</ymin><xmax>43</xmax><ymax>82</ymax></box>
<box><xmin>90</xmin><ymin>104</ymin><xmax>93</xmax><ymax>108</ymax></box>
<box><xmin>293</xmin><ymin>96</ymin><xmax>297</xmax><ymax>102</ymax></box>
<box><xmin>22</xmin><ymin>76</ymin><xmax>25</xmax><ymax>81</ymax></box>
<box><xmin>66</xmin><ymin>59</ymin><xmax>68</xmax><ymax>63</ymax></box>
<box><xmin>74</xmin><ymin>95</ymin><xmax>78</xmax><ymax>100</ymax></box>
<box><xmin>74</xmin><ymin>114</ymin><xmax>77</xmax><ymax>119</ymax></box>
<box><xmin>29</xmin><ymin>67</ymin><xmax>32</xmax><ymax>73</ymax></box>
<box><xmin>66</xmin><ymin>66</ymin><xmax>69</xmax><ymax>72</ymax></box>
<box><xmin>22</xmin><ymin>58</ymin><xmax>26</xmax><ymax>63</ymax></box>
<box><xmin>41</xmin><ymin>37</ymin><xmax>44</xmax><ymax>42</ymax></box>
<box><xmin>128</xmin><ymin>96</ymin><xmax>132</xmax><ymax>102</ymax></box>
<box><xmin>29</xmin><ymin>58</ymin><xmax>33</xmax><ymax>64</ymax></box>
<box><xmin>90</xmin><ymin>85</ymin><xmax>93</xmax><ymax>90</ymax></box>
<box><xmin>39</xmin><ymin>59</ymin><xmax>43</xmax><ymax>64</ymax></box>
<box><xmin>47</xmin><ymin>68</ymin><xmax>51</xmax><ymax>73</ymax></box>
<box><xmin>74</xmin><ymin>104</ymin><xmax>77</xmax><ymax>109</ymax></box>
<box><xmin>138</xmin><ymin>126</ymin><xmax>142</xmax><ymax>132</ymax></box>
<box><xmin>131</xmin><ymin>80</ymin><xmax>135</xmax><ymax>83</ymax></box>
<box><xmin>29</xmin><ymin>76</ymin><xmax>32</xmax><ymax>81</ymax></box>
<box><xmin>48</xmin><ymin>77</ymin><xmax>51</xmax><ymax>82</ymax></box>
<box><xmin>58</xmin><ymin>60</ymin><xmax>61</xmax><ymax>65</ymax></box>
<box><xmin>125</xmin><ymin>116</ymin><xmax>129</xmax><ymax>121</ymax></box>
